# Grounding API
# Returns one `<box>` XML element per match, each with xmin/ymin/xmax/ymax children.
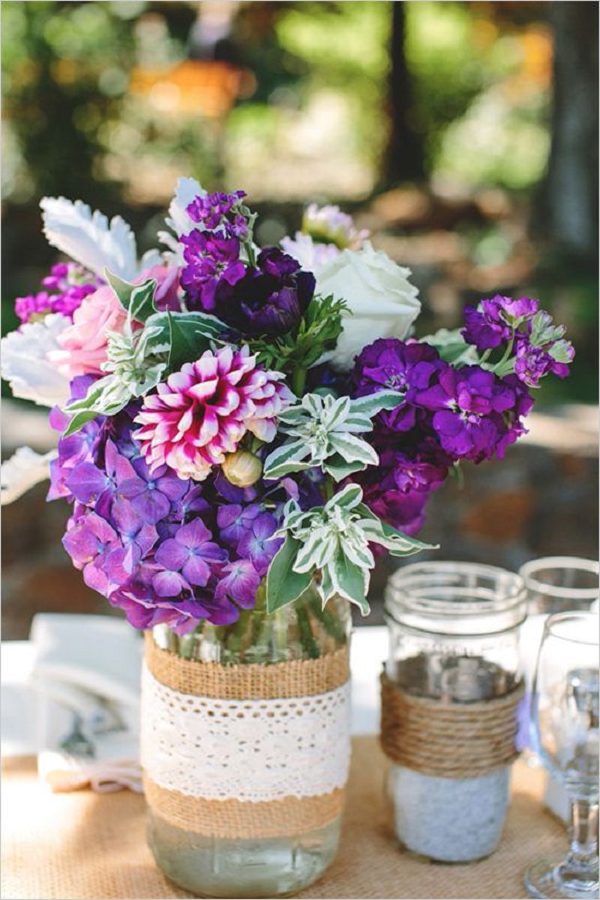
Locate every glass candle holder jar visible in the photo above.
<box><xmin>382</xmin><ymin>561</ymin><xmax>527</xmax><ymax>863</ymax></box>
<box><xmin>520</xmin><ymin>556</ymin><xmax>599</xmax><ymax>616</ymax></box>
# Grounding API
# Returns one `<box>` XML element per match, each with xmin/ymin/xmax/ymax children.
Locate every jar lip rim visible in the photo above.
<box><xmin>385</xmin><ymin>561</ymin><xmax>527</xmax><ymax>621</ymax></box>
<box><xmin>519</xmin><ymin>556</ymin><xmax>599</xmax><ymax>599</ymax></box>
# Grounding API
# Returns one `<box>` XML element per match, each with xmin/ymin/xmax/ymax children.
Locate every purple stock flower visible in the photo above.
<box><xmin>514</xmin><ymin>341</ymin><xmax>574</xmax><ymax>388</ymax></box>
<box><xmin>180</xmin><ymin>230</ymin><xmax>246</xmax><ymax>312</ymax></box>
<box><xmin>353</xmin><ymin>338</ymin><xmax>443</xmax><ymax>433</ymax></box>
<box><xmin>187</xmin><ymin>190</ymin><xmax>249</xmax><ymax>239</ymax></box>
<box><xmin>415</xmin><ymin>364</ymin><xmax>518</xmax><ymax>462</ymax></box>
<box><xmin>153</xmin><ymin>520</ymin><xmax>227</xmax><ymax>597</ymax></box>
<box><xmin>15</xmin><ymin>263</ymin><xmax>100</xmax><ymax>324</ymax></box>
<box><xmin>462</xmin><ymin>295</ymin><xmax>539</xmax><ymax>351</ymax></box>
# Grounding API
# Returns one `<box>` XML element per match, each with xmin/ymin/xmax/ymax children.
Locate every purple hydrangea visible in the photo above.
<box><xmin>15</xmin><ymin>263</ymin><xmax>100</xmax><ymax>324</ymax></box>
<box><xmin>52</xmin><ymin>397</ymin><xmax>283</xmax><ymax>632</ymax></box>
<box><xmin>153</xmin><ymin>520</ymin><xmax>227</xmax><ymax>597</ymax></box>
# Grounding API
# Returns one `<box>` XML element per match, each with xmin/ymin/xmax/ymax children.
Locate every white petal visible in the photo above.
<box><xmin>164</xmin><ymin>176</ymin><xmax>205</xmax><ymax>238</ymax></box>
<box><xmin>0</xmin><ymin>314</ymin><xmax>71</xmax><ymax>407</ymax></box>
<box><xmin>40</xmin><ymin>196</ymin><xmax>138</xmax><ymax>280</ymax></box>
<box><xmin>1</xmin><ymin>446</ymin><xmax>57</xmax><ymax>505</ymax></box>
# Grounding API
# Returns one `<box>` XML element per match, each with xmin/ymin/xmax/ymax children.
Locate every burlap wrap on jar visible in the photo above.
<box><xmin>141</xmin><ymin>633</ymin><xmax>352</xmax><ymax>839</ymax></box>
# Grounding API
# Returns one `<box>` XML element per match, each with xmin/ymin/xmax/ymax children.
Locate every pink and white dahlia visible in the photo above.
<box><xmin>133</xmin><ymin>345</ymin><xmax>293</xmax><ymax>481</ymax></box>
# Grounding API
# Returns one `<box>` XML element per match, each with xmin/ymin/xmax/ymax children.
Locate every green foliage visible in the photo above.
<box><xmin>267</xmin><ymin>485</ymin><xmax>435</xmax><ymax>615</ymax></box>
<box><xmin>263</xmin><ymin>391</ymin><xmax>403</xmax><ymax>482</ymax></box>
<box><xmin>247</xmin><ymin>294</ymin><xmax>347</xmax><ymax>374</ymax></box>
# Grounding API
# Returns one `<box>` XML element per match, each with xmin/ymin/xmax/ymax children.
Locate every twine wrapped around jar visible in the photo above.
<box><xmin>141</xmin><ymin>634</ymin><xmax>351</xmax><ymax>839</ymax></box>
<box><xmin>380</xmin><ymin>671</ymin><xmax>525</xmax><ymax>779</ymax></box>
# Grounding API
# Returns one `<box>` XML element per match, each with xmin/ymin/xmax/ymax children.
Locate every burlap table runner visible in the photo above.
<box><xmin>2</xmin><ymin>736</ymin><xmax>564</xmax><ymax>900</ymax></box>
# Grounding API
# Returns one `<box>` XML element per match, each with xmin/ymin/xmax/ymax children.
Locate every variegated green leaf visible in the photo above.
<box><xmin>328</xmin><ymin>432</ymin><xmax>379</xmax><ymax>466</ymax></box>
<box><xmin>323</xmin><ymin>456</ymin><xmax>368</xmax><ymax>482</ymax></box>
<box><xmin>293</xmin><ymin>528</ymin><xmax>337</xmax><ymax>573</ymax></box>
<box><xmin>325</xmin><ymin>482</ymin><xmax>363</xmax><ymax>513</ymax></box>
<box><xmin>263</xmin><ymin>440</ymin><xmax>310</xmax><ymax>479</ymax></box>
<box><xmin>327</xmin><ymin>549</ymin><xmax>370</xmax><ymax>615</ymax></box>
<box><xmin>266</xmin><ymin>536</ymin><xmax>314</xmax><ymax>613</ymax></box>
<box><xmin>323</xmin><ymin>395</ymin><xmax>350</xmax><ymax>431</ymax></box>
<box><xmin>106</xmin><ymin>270</ymin><xmax>157</xmax><ymax>322</ymax></box>
<box><xmin>349</xmin><ymin>390</ymin><xmax>404</xmax><ymax>418</ymax></box>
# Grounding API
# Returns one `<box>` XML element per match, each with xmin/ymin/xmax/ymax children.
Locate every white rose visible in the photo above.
<box><xmin>316</xmin><ymin>241</ymin><xmax>421</xmax><ymax>370</ymax></box>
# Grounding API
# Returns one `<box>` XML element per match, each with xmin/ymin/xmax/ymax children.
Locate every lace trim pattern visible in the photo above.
<box><xmin>141</xmin><ymin>664</ymin><xmax>351</xmax><ymax>802</ymax></box>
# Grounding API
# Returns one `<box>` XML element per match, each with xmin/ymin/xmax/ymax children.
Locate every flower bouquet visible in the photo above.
<box><xmin>1</xmin><ymin>179</ymin><xmax>573</xmax><ymax>897</ymax></box>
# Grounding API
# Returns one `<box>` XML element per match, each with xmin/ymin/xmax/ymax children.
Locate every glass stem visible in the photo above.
<box><xmin>566</xmin><ymin>798</ymin><xmax>599</xmax><ymax>874</ymax></box>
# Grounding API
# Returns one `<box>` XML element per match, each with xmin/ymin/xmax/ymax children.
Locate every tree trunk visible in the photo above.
<box><xmin>382</xmin><ymin>1</ymin><xmax>425</xmax><ymax>187</ymax></box>
<box><xmin>534</xmin><ymin>2</ymin><xmax>599</xmax><ymax>263</ymax></box>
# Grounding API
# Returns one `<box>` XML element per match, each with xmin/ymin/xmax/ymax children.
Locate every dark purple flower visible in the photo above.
<box><xmin>383</xmin><ymin>449</ymin><xmax>448</xmax><ymax>494</ymax></box>
<box><xmin>353</xmin><ymin>338</ymin><xmax>443</xmax><ymax>433</ymax></box>
<box><xmin>180</xmin><ymin>230</ymin><xmax>246</xmax><ymax>311</ymax></box>
<box><xmin>215</xmin><ymin>560</ymin><xmax>261</xmax><ymax>609</ymax></box>
<box><xmin>237</xmin><ymin>511</ymin><xmax>282</xmax><ymax>576</ymax></box>
<box><xmin>214</xmin><ymin>247</ymin><xmax>315</xmax><ymax>336</ymax></box>
<box><xmin>415</xmin><ymin>364</ymin><xmax>518</xmax><ymax>462</ymax></box>
<box><xmin>153</xmin><ymin>519</ymin><xmax>227</xmax><ymax>597</ymax></box>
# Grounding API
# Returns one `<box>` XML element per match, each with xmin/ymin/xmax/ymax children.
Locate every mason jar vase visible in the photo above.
<box><xmin>142</xmin><ymin>584</ymin><xmax>351</xmax><ymax>898</ymax></box>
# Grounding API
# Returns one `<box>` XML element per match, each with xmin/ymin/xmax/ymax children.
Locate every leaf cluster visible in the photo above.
<box><xmin>266</xmin><ymin>484</ymin><xmax>436</xmax><ymax>615</ymax></box>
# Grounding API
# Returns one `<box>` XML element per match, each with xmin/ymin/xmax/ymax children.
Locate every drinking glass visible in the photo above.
<box><xmin>520</xmin><ymin>557</ymin><xmax>599</xmax><ymax>615</ymax></box>
<box><xmin>525</xmin><ymin>612</ymin><xmax>599</xmax><ymax>899</ymax></box>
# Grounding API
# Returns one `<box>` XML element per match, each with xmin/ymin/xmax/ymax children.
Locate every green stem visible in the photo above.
<box><xmin>226</xmin><ymin>609</ymin><xmax>252</xmax><ymax>656</ymax></box>
<box><xmin>323</xmin><ymin>476</ymin><xmax>334</xmax><ymax>503</ymax></box>
<box><xmin>292</xmin><ymin>366</ymin><xmax>306</xmax><ymax>396</ymax></box>
<box><xmin>296</xmin><ymin>605</ymin><xmax>320</xmax><ymax>659</ymax></box>
<box><xmin>308</xmin><ymin>595</ymin><xmax>346</xmax><ymax>645</ymax></box>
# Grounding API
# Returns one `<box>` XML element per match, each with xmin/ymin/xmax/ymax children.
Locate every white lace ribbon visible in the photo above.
<box><xmin>141</xmin><ymin>664</ymin><xmax>351</xmax><ymax>802</ymax></box>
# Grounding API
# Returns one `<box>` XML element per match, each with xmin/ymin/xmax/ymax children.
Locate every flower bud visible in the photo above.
<box><xmin>222</xmin><ymin>449</ymin><xmax>263</xmax><ymax>488</ymax></box>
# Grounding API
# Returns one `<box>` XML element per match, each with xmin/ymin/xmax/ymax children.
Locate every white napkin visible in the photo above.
<box><xmin>29</xmin><ymin>613</ymin><xmax>144</xmax><ymax>793</ymax></box>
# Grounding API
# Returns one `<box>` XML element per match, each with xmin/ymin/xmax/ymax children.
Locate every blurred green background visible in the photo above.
<box><xmin>2</xmin><ymin>0</ymin><xmax>598</xmax><ymax>404</ymax></box>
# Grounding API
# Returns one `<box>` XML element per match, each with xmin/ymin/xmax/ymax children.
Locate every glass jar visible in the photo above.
<box><xmin>142</xmin><ymin>583</ymin><xmax>351</xmax><ymax>899</ymax></box>
<box><xmin>383</xmin><ymin>561</ymin><xmax>527</xmax><ymax>863</ymax></box>
<box><xmin>520</xmin><ymin>556</ymin><xmax>599</xmax><ymax>616</ymax></box>
<box><xmin>519</xmin><ymin>556</ymin><xmax>599</xmax><ymax>823</ymax></box>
